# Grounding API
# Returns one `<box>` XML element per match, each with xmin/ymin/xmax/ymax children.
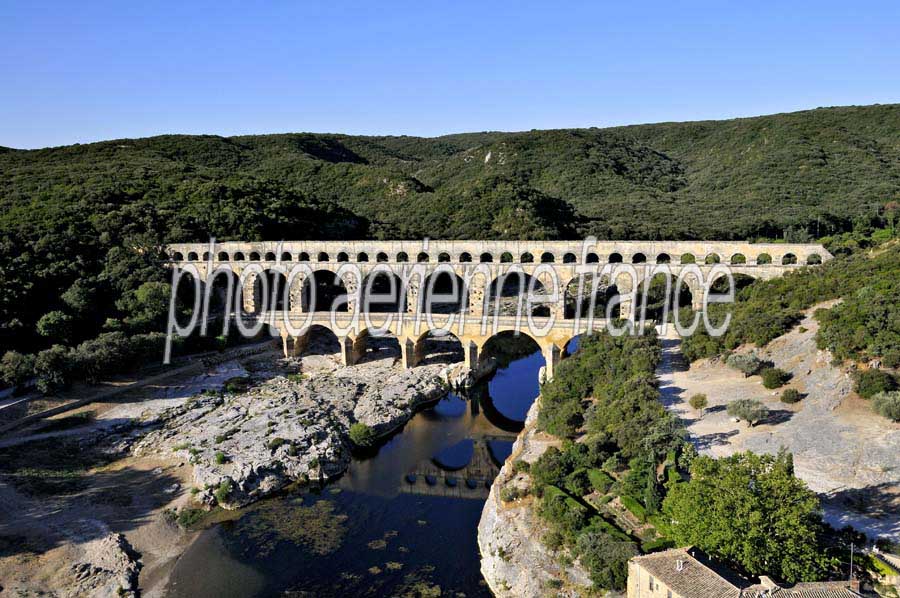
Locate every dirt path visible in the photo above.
<box><xmin>658</xmin><ymin>306</ymin><xmax>900</xmax><ymax>542</ymax></box>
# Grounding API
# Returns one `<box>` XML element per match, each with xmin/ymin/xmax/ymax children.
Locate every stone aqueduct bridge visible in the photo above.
<box><xmin>168</xmin><ymin>240</ymin><xmax>831</xmax><ymax>380</ymax></box>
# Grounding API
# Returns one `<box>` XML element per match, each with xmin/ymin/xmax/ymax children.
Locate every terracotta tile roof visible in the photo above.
<box><xmin>631</xmin><ymin>548</ymin><xmax>862</xmax><ymax>598</ymax></box>
<box><xmin>631</xmin><ymin>547</ymin><xmax>741</xmax><ymax>598</ymax></box>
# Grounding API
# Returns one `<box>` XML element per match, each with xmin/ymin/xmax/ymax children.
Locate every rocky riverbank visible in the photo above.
<box><xmin>0</xmin><ymin>339</ymin><xmax>459</xmax><ymax>596</ymax></box>
<box><xmin>133</xmin><ymin>353</ymin><xmax>451</xmax><ymax>508</ymax></box>
<box><xmin>478</xmin><ymin>397</ymin><xmax>593</xmax><ymax>597</ymax></box>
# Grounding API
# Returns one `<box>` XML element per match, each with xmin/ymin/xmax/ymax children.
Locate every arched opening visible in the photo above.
<box><xmin>234</xmin><ymin>252</ymin><xmax>246</xmax><ymax>261</ymax></box>
<box><xmin>414</xmin><ymin>330</ymin><xmax>463</xmax><ymax>366</ymax></box>
<box><xmin>806</xmin><ymin>254</ymin><xmax>822</xmax><ymax>265</ymax></box>
<box><xmin>540</xmin><ymin>252</ymin><xmax>555</xmax><ymax>263</ymax></box>
<box><xmin>586</xmin><ymin>253</ymin><xmax>599</xmax><ymax>263</ymax></box>
<box><xmin>417</xmin><ymin>252</ymin><xmax>429</xmax><ymax>263</ymax></box>
<box><xmin>249</xmin><ymin>252</ymin><xmax>261</xmax><ymax>261</ymax></box>
<box><xmin>396</xmin><ymin>252</ymin><xmax>409</xmax><ymax>262</ymax></box>
<box><xmin>202</xmin><ymin>252</ymin><xmax>210</xmax><ymax>261</ymax></box>
<box><xmin>355</xmin><ymin>333</ymin><xmax>401</xmax><ymax>365</ymax></box>
<box><xmin>337</xmin><ymin>252</ymin><xmax>349</xmax><ymax>262</ymax></box>
<box><xmin>300</xmin><ymin>325</ymin><xmax>341</xmax><ymax>357</ymax></box>
<box><xmin>680</xmin><ymin>253</ymin><xmax>695</xmax><ymax>264</ymax></box>
<box><xmin>206</xmin><ymin>269</ymin><xmax>242</xmax><ymax>316</ymax></box>
<box><xmin>421</xmin><ymin>270</ymin><xmax>467</xmax><ymax>314</ymax></box>
<box><xmin>636</xmin><ymin>273</ymin><xmax>694</xmax><ymax>322</ymax></box>
<box><xmin>730</xmin><ymin>253</ymin><xmax>746</xmax><ymax>265</ymax></box>
<box><xmin>609</xmin><ymin>252</ymin><xmax>623</xmax><ymax>263</ymax></box>
<box><xmin>520</xmin><ymin>252</ymin><xmax>534</xmax><ymax>263</ymax></box>
<box><xmin>656</xmin><ymin>253</ymin><xmax>671</xmax><ymax>264</ymax></box>
<box><xmin>217</xmin><ymin>252</ymin><xmax>229</xmax><ymax>262</ymax></box>
<box><xmin>376</xmin><ymin>252</ymin><xmax>389</xmax><ymax>263</ymax></box>
<box><xmin>438</xmin><ymin>252</ymin><xmax>451</xmax><ymax>263</ymax></box>
<box><xmin>500</xmin><ymin>252</ymin><xmax>514</xmax><ymax>263</ymax></box>
<box><xmin>705</xmin><ymin>253</ymin><xmax>721</xmax><ymax>264</ymax></box>
<box><xmin>317</xmin><ymin>252</ymin><xmax>329</xmax><ymax>262</ymax></box>
<box><xmin>302</xmin><ymin>271</ymin><xmax>348</xmax><ymax>312</ymax></box>
<box><xmin>356</xmin><ymin>252</ymin><xmax>369</xmax><ymax>262</ymax></box>
<box><xmin>187</xmin><ymin>251</ymin><xmax>199</xmax><ymax>261</ymax></box>
<box><xmin>361</xmin><ymin>271</ymin><xmax>407</xmax><ymax>313</ymax></box>
<box><xmin>264</xmin><ymin>251</ymin><xmax>276</xmax><ymax>261</ymax></box>
<box><xmin>710</xmin><ymin>273</ymin><xmax>757</xmax><ymax>295</ymax></box>
<box><xmin>632</xmin><ymin>253</ymin><xmax>647</xmax><ymax>264</ymax></box>
<box><xmin>487</xmin><ymin>271</ymin><xmax>550</xmax><ymax>317</ymax></box>
<box><xmin>172</xmin><ymin>252</ymin><xmax>184</xmax><ymax>261</ymax></box>
<box><xmin>782</xmin><ymin>253</ymin><xmax>797</xmax><ymax>265</ymax></box>
<box><xmin>459</xmin><ymin>252</ymin><xmax>472</xmax><ymax>263</ymax></box>
<box><xmin>255</xmin><ymin>270</ymin><xmax>289</xmax><ymax>311</ymax></box>
<box><xmin>756</xmin><ymin>253</ymin><xmax>772</xmax><ymax>265</ymax></box>
<box><xmin>298</xmin><ymin>252</ymin><xmax>310</xmax><ymax>262</ymax></box>
<box><xmin>563</xmin><ymin>252</ymin><xmax>577</xmax><ymax>264</ymax></box>
<box><xmin>281</xmin><ymin>252</ymin><xmax>292</xmax><ymax>262</ymax></box>
<box><xmin>174</xmin><ymin>270</ymin><xmax>203</xmax><ymax>325</ymax></box>
<box><xmin>480</xmin><ymin>253</ymin><xmax>493</xmax><ymax>263</ymax></box>
<box><xmin>476</xmin><ymin>331</ymin><xmax>544</xmax><ymax>428</ymax></box>
<box><xmin>564</xmin><ymin>274</ymin><xmax>619</xmax><ymax>319</ymax></box>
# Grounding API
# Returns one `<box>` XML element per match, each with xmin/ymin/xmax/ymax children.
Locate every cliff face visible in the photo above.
<box><xmin>477</xmin><ymin>398</ymin><xmax>593</xmax><ymax>597</ymax></box>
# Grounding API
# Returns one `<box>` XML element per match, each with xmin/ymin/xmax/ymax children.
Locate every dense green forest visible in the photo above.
<box><xmin>1</xmin><ymin>104</ymin><xmax>898</xmax><ymax>381</ymax></box>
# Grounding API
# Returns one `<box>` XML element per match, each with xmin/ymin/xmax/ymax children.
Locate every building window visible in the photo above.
<box><xmin>649</xmin><ymin>575</ymin><xmax>654</xmax><ymax>590</ymax></box>
<box><xmin>668</xmin><ymin>590</ymin><xmax>673</xmax><ymax>598</ymax></box>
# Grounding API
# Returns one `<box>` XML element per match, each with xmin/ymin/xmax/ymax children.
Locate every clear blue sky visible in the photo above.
<box><xmin>2</xmin><ymin>1</ymin><xmax>898</xmax><ymax>149</ymax></box>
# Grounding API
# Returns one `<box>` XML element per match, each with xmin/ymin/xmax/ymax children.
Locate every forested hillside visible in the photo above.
<box><xmin>1</xmin><ymin>104</ymin><xmax>898</xmax><ymax>371</ymax></box>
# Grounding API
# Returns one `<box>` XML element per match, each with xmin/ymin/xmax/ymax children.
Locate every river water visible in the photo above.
<box><xmin>165</xmin><ymin>341</ymin><xmax>547</xmax><ymax>597</ymax></box>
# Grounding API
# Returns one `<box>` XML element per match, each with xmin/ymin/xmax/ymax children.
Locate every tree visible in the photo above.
<box><xmin>1</xmin><ymin>351</ymin><xmax>35</xmax><ymax>390</ymax></box>
<box><xmin>885</xmin><ymin>201</ymin><xmax>900</xmax><ymax>237</ymax></box>
<box><xmin>726</xmin><ymin>353</ymin><xmax>763</xmax><ymax>376</ymax></box>
<box><xmin>663</xmin><ymin>451</ymin><xmax>831</xmax><ymax>583</ymax></box>
<box><xmin>36</xmin><ymin>310</ymin><xmax>73</xmax><ymax>342</ymax></box>
<box><xmin>575</xmin><ymin>532</ymin><xmax>637</xmax><ymax>591</ymax></box>
<box><xmin>34</xmin><ymin>345</ymin><xmax>74</xmax><ymax>394</ymax></box>
<box><xmin>872</xmin><ymin>391</ymin><xmax>900</xmax><ymax>422</ymax></box>
<box><xmin>688</xmin><ymin>393</ymin><xmax>708</xmax><ymax>418</ymax></box>
<box><xmin>727</xmin><ymin>399</ymin><xmax>769</xmax><ymax>427</ymax></box>
<box><xmin>760</xmin><ymin>367</ymin><xmax>791</xmax><ymax>389</ymax></box>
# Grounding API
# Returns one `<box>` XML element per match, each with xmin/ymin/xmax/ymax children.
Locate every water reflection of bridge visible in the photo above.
<box><xmin>400</xmin><ymin>432</ymin><xmax>516</xmax><ymax>500</ymax></box>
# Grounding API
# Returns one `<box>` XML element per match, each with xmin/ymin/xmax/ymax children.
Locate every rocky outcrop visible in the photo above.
<box><xmin>133</xmin><ymin>358</ymin><xmax>448</xmax><ymax>508</ymax></box>
<box><xmin>478</xmin><ymin>398</ymin><xmax>592</xmax><ymax>597</ymax></box>
<box><xmin>67</xmin><ymin>533</ymin><xmax>140</xmax><ymax>598</ymax></box>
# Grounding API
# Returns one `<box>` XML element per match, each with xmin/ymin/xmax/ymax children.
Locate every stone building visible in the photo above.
<box><xmin>627</xmin><ymin>547</ymin><xmax>861</xmax><ymax>598</ymax></box>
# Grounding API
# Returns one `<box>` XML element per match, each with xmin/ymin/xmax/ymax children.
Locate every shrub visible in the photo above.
<box><xmin>853</xmin><ymin>369</ymin><xmax>898</xmax><ymax>399</ymax></box>
<box><xmin>575</xmin><ymin>531</ymin><xmax>637</xmax><ymax>591</ymax></box>
<box><xmin>214</xmin><ymin>479</ymin><xmax>233</xmax><ymax>505</ymax></box>
<box><xmin>619</xmin><ymin>495</ymin><xmax>647</xmax><ymax>522</ymax></box>
<box><xmin>726</xmin><ymin>399</ymin><xmax>769</xmax><ymax>426</ymax></box>
<box><xmin>780</xmin><ymin>389</ymin><xmax>802</xmax><ymax>404</ymax></box>
<box><xmin>688</xmin><ymin>393</ymin><xmax>708</xmax><ymax>415</ymax></box>
<box><xmin>587</xmin><ymin>469</ymin><xmax>613</xmax><ymax>494</ymax></box>
<box><xmin>512</xmin><ymin>460</ymin><xmax>531</xmax><ymax>474</ymax></box>
<box><xmin>224</xmin><ymin>376</ymin><xmax>250</xmax><ymax>393</ymax></box>
<box><xmin>349</xmin><ymin>422</ymin><xmax>377</xmax><ymax>447</ymax></box>
<box><xmin>760</xmin><ymin>367</ymin><xmax>791</xmax><ymax>389</ymax></box>
<box><xmin>726</xmin><ymin>353</ymin><xmax>763</xmax><ymax>376</ymax></box>
<box><xmin>1</xmin><ymin>351</ymin><xmax>35</xmax><ymax>390</ymax></box>
<box><xmin>214</xmin><ymin>451</ymin><xmax>226</xmax><ymax>465</ymax></box>
<box><xmin>872</xmin><ymin>391</ymin><xmax>900</xmax><ymax>422</ymax></box>
<box><xmin>36</xmin><ymin>310</ymin><xmax>73</xmax><ymax>341</ymax></box>
<box><xmin>266</xmin><ymin>437</ymin><xmax>286</xmax><ymax>451</ymax></box>
<box><xmin>34</xmin><ymin>345</ymin><xmax>74</xmax><ymax>394</ymax></box>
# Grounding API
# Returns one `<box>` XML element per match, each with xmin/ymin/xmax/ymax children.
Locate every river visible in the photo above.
<box><xmin>165</xmin><ymin>338</ymin><xmax>548</xmax><ymax>597</ymax></box>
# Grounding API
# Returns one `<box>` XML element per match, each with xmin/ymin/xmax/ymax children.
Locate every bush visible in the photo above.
<box><xmin>872</xmin><ymin>391</ymin><xmax>900</xmax><ymax>422</ymax></box>
<box><xmin>727</xmin><ymin>353</ymin><xmax>763</xmax><ymax>376</ymax></box>
<box><xmin>688</xmin><ymin>393</ymin><xmax>708</xmax><ymax>414</ymax></box>
<box><xmin>266</xmin><ymin>437</ymin><xmax>286</xmax><ymax>451</ymax></box>
<box><xmin>1</xmin><ymin>351</ymin><xmax>35</xmax><ymax>390</ymax></box>
<box><xmin>760</xmin><ymin>367</ymin><xmax>791</xmax><ymax>389</ymax></box>
<box><xmin>214</xmin><ymin>479</ymin><xmax>233</xmax><ymax>505</ymax></box>
<box><xmin>853</xmin><ymin>369</ymin><xmax>897</xmax><ymax>399</ymax></box>
<box><xmin>34</xmin><ymin>345</ymin><xmax>74</xmax><ymax>394</ymax></box>
<box><xmin>726</xmin><ymin>399</ymin><xmax>769</xmax><ymax>426</ymax></box>
<box><xmin>36</xmin><ymin>311</ymin><xmax>73</xmax><ymax>342</ymax></box>
<box><xmin>349</xmin><ymin>422</ymin><xmax>377</xmax><ymax>447</ymax></box>
<box><xmin>587</xmin><ymin>469</ymin><xmax>613</xmax><ymax>494</ymax></box>
<box><xmin>780</xmin><ymin>389</ymin><xmax>802</xmax><ymax>404</ymax></box>
<box><xmin>619</xmin><ymin>495</ymin><xmax>647</xmax><ymax>522</ymax></box>
<box><xmin>214</xmin><ymin>451</ymin><xmax>226</xmax><ymax>465</ymax></box>
<box><xmin>575</xmin><ymin>531</ymin><xmax>637</xmax><ymax>591</ymax></box>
